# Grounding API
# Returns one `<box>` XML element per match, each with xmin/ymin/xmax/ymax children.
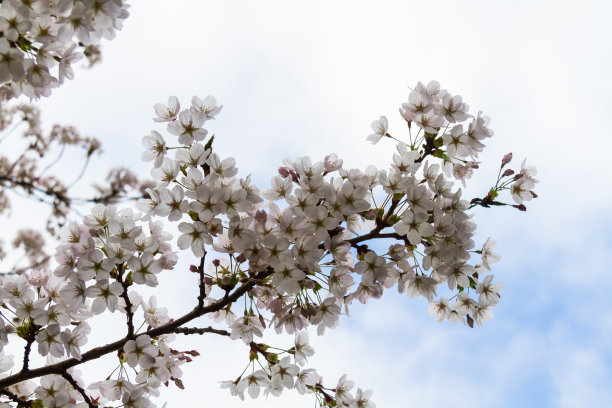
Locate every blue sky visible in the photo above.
<box><xmin>3</xmin><ymin>0</ymin><xmax>611</xmax><ymax>406</ymax></box>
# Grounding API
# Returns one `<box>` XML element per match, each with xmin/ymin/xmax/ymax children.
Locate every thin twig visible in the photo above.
<box><xmin>60</xmin><ymin>371</ymin><xmax>95</xmax><ymax>408</ymax></box>
<box><xmin>21</xmin><ymin>323</ymin><xmax>37</xmax><ymax>372</ymax></box>
<box><xmin>174</xmin><ymin>326</ymin><xmax>229</xmax><ymax>336</ymax></box>
<box><xmin>0</xmin><ymin>388</ymin><xmax>32</xmax><ymax>407</ymax></box>
<box><xmin>117</xmin><ymin>263</ymin><xmax>135</xmax><ymax>339</ymax></box>
<box><xmin>0</xmin><ymin>268</ymin><xmax>273</xmax><ymax>389</ymax></box>
<box><xmin>197</xmin><ymin>252</ymin><xmax>207</xmax><ymax>308</ymax></box>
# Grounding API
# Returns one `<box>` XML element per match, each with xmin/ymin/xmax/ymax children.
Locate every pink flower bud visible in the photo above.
<box><xmin>189</xmin><ymin>265</ymin><xmax>199</xmax><ymax>273</ymax></box>
<box><xmin>254</xmin><ymin>209</ymin><xmax>267</xmax><ymax>222</ymax></box>
<box><xmin>399</xmin><ymin>107</ymin><xmax>414</xmax><ymax>126</ymax></box>
<box><xmin>502</xmin><ymin>169</ymin><xmax>515</xmax><ymax>177</ymax></box>
<box><xmin>212</xmin><ymin>259</ymin><xmax>220</xmax><ymax>267</ymax></box>
<box><xmin>278</xmin><ymin>167</ymin><xmax>290</xmax><ymax>177</ymax></box>
<box><xmin>362</xmin><ymin>209</ymin><xmax>378</xmax><ymax>220</ymax></box>
<box><xmin>501</xmin><ymin>152</ymin><xmax>513</xmax><ymax>167</ymax></box>
<box><xmin>236</xmin><ymin>253</ymin><xmax>246</xmax><ymax>263</ymax></box>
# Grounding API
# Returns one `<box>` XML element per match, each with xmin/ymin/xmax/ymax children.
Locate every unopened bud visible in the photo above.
<box><xmin>212</xmin><ymin>259</ymin><xmax>220</xmax><ymax>267</ymax></box>
<box><xmin>236</xmin><ymin>253</ymin><xmax>246</xmax><ymax>263</ymax></box>
<box><xmin>301</xmin><ymin>278</ymin><xmax>316</xmax><ymax>289</ymax></box>
<box><xmin>278</xmin><ymin>167</ymin><xmax>290</xmax><ymax>177</ymax></box>
<box><xmin>530</xmin><ymin>191</ymin><xmax>538</xmax><ymax>198</ymax></box>
<box><xmin>189</xmin><ymin>265</ymin><xmax>199</xmax><ymax>273</ymax></box>
<box><xmin>362</xmin><ymin>208</ymin><xmax>377</xmax><ymax>220</ymax></box>
<box><xmin>502</xmin><ymin>169</ymin><xmax>514</xmax><ymax>177</ymax></box>
<box><xmin>501</xmin><ymin>152</ymin><xmax>513</xmax><ymax>167</ymax></box>
<box><xmin>514</xmin><ymin>204</ymin><xmax>527</xmax><ymax>211</ymax></box>
<box><xmin>254</xmin><ymin>209</ymin><xmax>267</xmax><ymax>222</ymax></box>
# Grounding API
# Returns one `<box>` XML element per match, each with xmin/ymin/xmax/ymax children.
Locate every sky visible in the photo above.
<box><xmin>3</xmin><ymin>0</ymin><xmax>612</xmax><ymax>407</ymax></box>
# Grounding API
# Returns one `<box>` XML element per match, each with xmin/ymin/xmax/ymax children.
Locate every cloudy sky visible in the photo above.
<box><xmin>6</xmin><ymin>0</ymin><xmax>612</xmax><ymax>407</ymax></box>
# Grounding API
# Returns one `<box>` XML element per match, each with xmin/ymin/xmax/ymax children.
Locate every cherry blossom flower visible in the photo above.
<box><xmin>366</xmin><ymin>116</ymin><xmax>388</xmax><ymax>144</ymax></box>
<box><xmin>153</xmin><ymin>96</ymin><xmax>180</xmax><ymax>122</ymax></box>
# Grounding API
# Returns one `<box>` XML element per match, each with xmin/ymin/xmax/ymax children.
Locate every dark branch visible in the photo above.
<box><xmin>116</xmin><ymin>263</ymin><xmax>135</xmax><ymax>339</ymax></box>
<box><xmin>197</xmin><ymin>252</ymin><xmax>207</xmax><ymax>308</ymax></box>
<box><xmin>60</xmin><ymin>371</ymin><xmax>95</xmax><ymax>408</ymax></box>
<box><xmin>348</xmin><ymin>231</ymin><xmax>408</xmax><ymax>246</ymax></box>
<box><xmin>174</xmin><ymin>326</ymin><xmax>229</xmax><ymax>336</ymax></box>
<box><xmin>21</xmin><ymin>323</ymin><xmax>37</xmax><ymax>372</ymax></box>
<box><xmin>0</xmin><ymin>388</ymin><xmax>32</xmax><ymax>407</ymax></box>
<box><xmin>0</xmin><ymin>268</ymin><xmax>273</xmax><ymax>389</ymax></box>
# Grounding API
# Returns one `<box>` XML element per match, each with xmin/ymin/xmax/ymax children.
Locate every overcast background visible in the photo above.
<box><xmin>3</xmin><ymin>0</ymin><xmax>611</xmax><ymax>407</ymax></box>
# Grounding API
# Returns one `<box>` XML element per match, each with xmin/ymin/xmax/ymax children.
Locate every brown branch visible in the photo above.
<box><xmin>60</xmin><ymin>371</ymin><xmax>95</xmax><ymax>408</ymax></box>
<box><xmin>415</xmin><ymin>133</ymin><xmax>437</xmax><ymax>164</ymax></box>
<box><xmin>343</xmin><ymin>198</ymin><xmax>404</xmax><ymax>249</ymax></box>
<box><xmin>347</xmin><ymin>231</ymin><xmax>408</xmax><ymax>246</ymax></box>
<box><xmin>197</xmin><ymin>252</ymin><xmax>207</xmax><ymax>308</ymax></box>
<box><xmin>0</xmin><ymin>388</ymin><xmax>32</xmax><ymax>408</ymax></box>
<box><xmin>21</xmin><ymin>323</ymin><xmax>38</xmax><ymax>372</ymax></box>
<box><xmin>0</xmin><ymin>176</ymin><xmax>70</xmax><ymax>207</ymax></box>
<box><xmin>116</xmin><ymin>263</ymin><xmax>135</xmax><ymax>339</ymax></box>
<box><xmin>0</xmin><ymin>268</ymin><xmax>273</xmax><ymax>390</ymax></box>
<box><xmin>174</xmin><ymin>326</ymin><xmax>229</xmax><ymax>336</ymax></box>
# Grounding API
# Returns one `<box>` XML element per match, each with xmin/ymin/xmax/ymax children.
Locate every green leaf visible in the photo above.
<box><xmin>16</xmin><ymin>37</ymin><xmax>33</xmax><ymax>52</ymax></box>
<box><xmin>204</xmin><ymin>135</ymin><xmax>215</xmax><ymax>151</ymax></box>
<box><xmin>434</xmin><ymin>137</ymin><xmax>444</xmax><ymax>148</ymax></box>
<box><xmin>388</xmin><ymin>214</ymin><xmax>401</xmax><ymax>225</ymax></box>
<box><xmin>433</xmin><ymin>149</ymin><xmax>449</xmax><ymax>160</ymax></box>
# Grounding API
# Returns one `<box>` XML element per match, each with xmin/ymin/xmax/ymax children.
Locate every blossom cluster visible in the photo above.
<box><xmin>0</xmin><ymin>0</ymin><xmax>129</xmax><ymax>100</ymax></box>
<box><xmin>0</xmin><ymin>82</ymin><xmax>537</xmax><ymax>407</ymax></box>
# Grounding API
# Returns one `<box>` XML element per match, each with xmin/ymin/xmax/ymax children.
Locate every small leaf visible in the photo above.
<box><xmin>204</xmin><ymin>135</ymin><xmax>215</xmax><ymax>151</ymax></box>
<box><xmin>388</xmin><ymin>214</ymin><xmax>401</xmax><ymax>225</ymax></box>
